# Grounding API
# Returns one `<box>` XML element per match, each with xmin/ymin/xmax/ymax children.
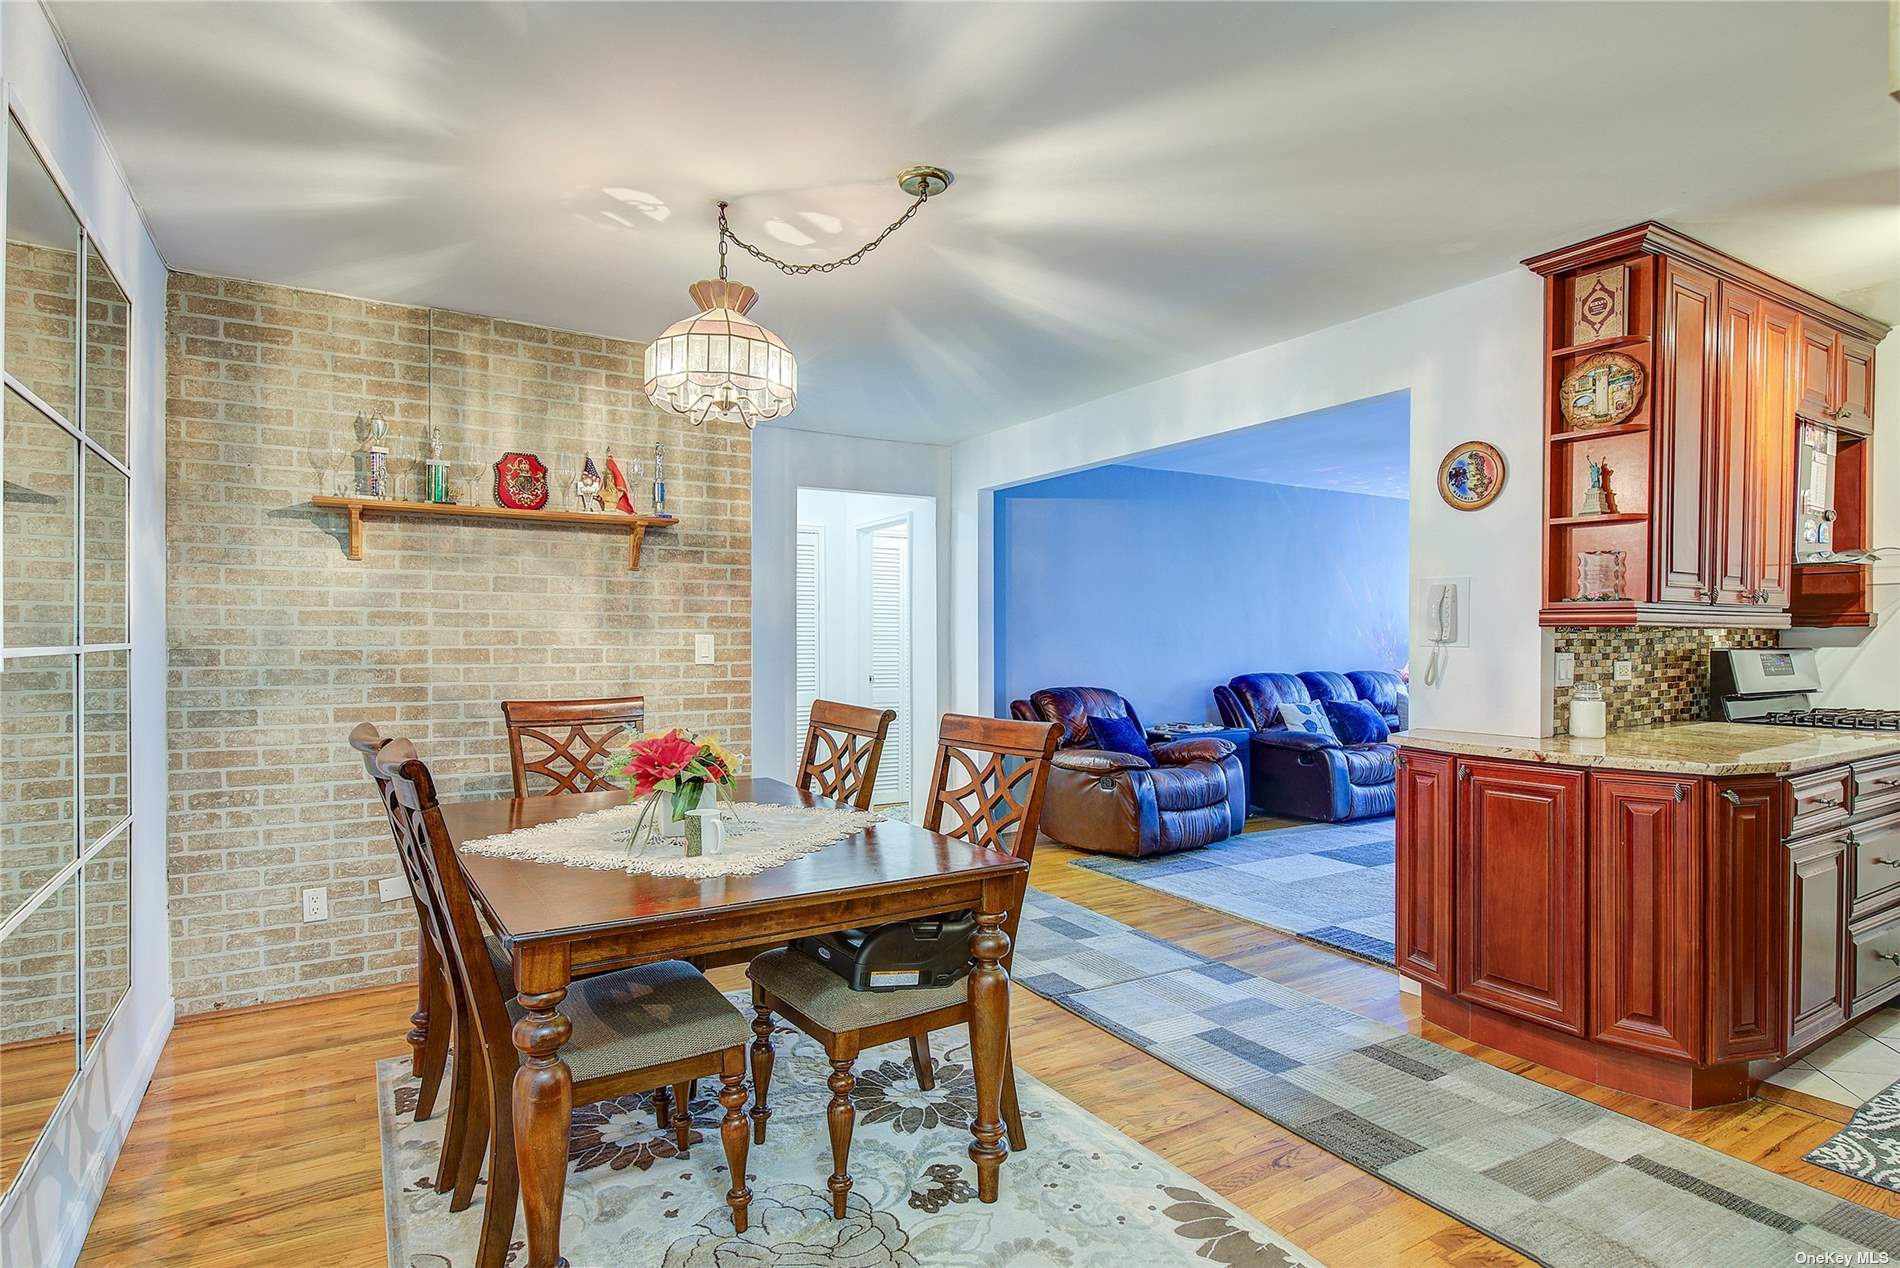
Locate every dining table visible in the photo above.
<box><xmin>442</xmin><ymin>775</ymin><xmax>1031</xmax><ymax>1268</ymax></box>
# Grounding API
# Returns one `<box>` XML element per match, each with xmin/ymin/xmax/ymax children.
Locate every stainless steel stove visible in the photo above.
<box><xmin>1710</xmin><ymin>647</ymin><xmax>1900</xmax><ymax>730</ymax></box>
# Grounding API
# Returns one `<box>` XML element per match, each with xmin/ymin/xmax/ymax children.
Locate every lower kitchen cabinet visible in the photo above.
<box><xmin>1589</xmin><ymin>772</ymin><xmax>1702</xmax><ymax>1060</ymax></box>
<box><xmin>1453</xmin><ymin>759</ymin><xmax>1586</xmax><ymax>1034</ymax></box>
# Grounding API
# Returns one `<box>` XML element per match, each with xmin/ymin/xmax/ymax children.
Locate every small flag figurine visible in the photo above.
<box><xmin>603</xmin><ymin>450</ymin><xmax>636</xmax><ymax>514</ymax></box>
<box><xmin>575</xmin><ymin>454</ymin><xmax>604</xmax><ymax>511</ymax></box>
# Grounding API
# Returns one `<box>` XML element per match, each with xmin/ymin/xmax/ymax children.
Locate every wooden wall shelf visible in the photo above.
<box><xmin>310</xmin><ymin>496</ymin><xmax>679</xmax><ymax>570</ymax></box>
<box><xmin>1550</xmin><ymin>512</ymin><xmax>1648</xmax><ymax>527</ymax></box>
<box><xmin>1550</xmin><ymin>422</ymin><xmax>1650</xmax><ymax>446</ymax></box>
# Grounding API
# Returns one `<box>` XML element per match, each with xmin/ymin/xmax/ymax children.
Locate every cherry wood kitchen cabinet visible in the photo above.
<box><xmin>1453</xmin><ymin>760</ymin><xmax>1586</xmax><ymax>1034</ymax></box>
<box><xmin>1526</xmin><ymin>222</ymin><xmax>1886</xmax><ymax>628</ymax></box>
<box><xmin>1589</xmin><ymin>772</ymin><xmax>1701</xmax><ymax>1061</ymax></box>
<box><xmin>1799</xmin><ymin>322</ymin><xmax>1877</xmax><ymax>434</ymax></box>
<box><xmin>1784</xmin><ymin>830</ymin><xmax>1848</xmax><ymax>1054</ymax></box>
<box><xmin>1402</xmin><ymin>736</ymin><xmax>1900</xmax><ymax>1109</ymax></box>
<box><xmin>1394</xmin><ymin>749</ymin><xmax>1455</xmax><ymax>990</ymax></box>
<box><xmin>1705</xmin><ymin>776</ymin><xmax>1785</xmax><ymax>1061</ymax></box>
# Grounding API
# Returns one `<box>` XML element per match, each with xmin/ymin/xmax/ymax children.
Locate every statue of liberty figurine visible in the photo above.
<box><xmin>1580</xmin><ymin>453</ymin><xmax>1612</xmax><ymax>515</ymax></box>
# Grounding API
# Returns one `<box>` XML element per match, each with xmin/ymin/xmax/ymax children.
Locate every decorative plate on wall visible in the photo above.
<box><xmin>1560</xmin><ymin>352</ymin><xmax>1646</xmax><ymax>431</ymax></box>
<box><xmin>493</xmin><ymin>451</ymin><xmax>550</xmax><ymax>510</ymax></box>
<box><xmin>1437</xmin><ymin>441</ymin><xmax>1505</xmax><ymax>511</ymax></box>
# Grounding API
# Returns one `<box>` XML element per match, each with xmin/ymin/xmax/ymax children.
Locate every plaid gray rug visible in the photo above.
<box><xmin>1072</xmin><ymin>819</ymin><xmax>1396</xmax><ymax>965</ymax></box>
<box><xmin>1809</xmin><ymin>1077</ymin><xmax>1900</xmax><ymax>1193</ymax></box>
<box><xmin>1013</xmin><ymin>890</ymin><xmax>1900</xmax><ymax>1267</ymax></box>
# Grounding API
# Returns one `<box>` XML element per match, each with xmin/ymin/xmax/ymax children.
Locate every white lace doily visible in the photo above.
<box><xmin>457</xmin><ymin>800</ymin><xmax>884</xmax><ymax>878</ymax></box>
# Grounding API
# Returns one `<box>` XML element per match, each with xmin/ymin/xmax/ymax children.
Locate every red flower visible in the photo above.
<box><xmin>624</xmin><ymin>729</ymin><xmax>701</xmax><ymax>797</ymax></box>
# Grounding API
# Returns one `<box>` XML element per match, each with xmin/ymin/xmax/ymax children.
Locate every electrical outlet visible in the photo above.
<box><xmin>694</xmin><ymin>633</ymin><xmax>715</xmax><ymax>665</ymax></box>
<box><xmin>1554</xmin><ymin>652</ymin><xmax>1575</xmax><ymax>686</ymax></box>
<box><xmin>301</xmin><ymin>887</ymin><xmax>329</xmax><ymax>922</ymax></box>
<box><xmin>378</xmin><ymin>875</ymin><xmax>410</xmax><ymax>905</ymax></box>
<box><xmin>1613</xmin><ymin>660</ymin><xmax>1634</xmax><ymax>682</ymax></box>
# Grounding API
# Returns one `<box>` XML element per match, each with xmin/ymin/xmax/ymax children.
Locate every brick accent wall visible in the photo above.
<box><xmin>1549</xmin><ymin>626</ymin><xmax>1780</xmax><ymax>734</ymax></box>
<box><xmin>164</xmin><ymin>273</ymin><xmax>751</xmax><ymax>1014</ymax></box>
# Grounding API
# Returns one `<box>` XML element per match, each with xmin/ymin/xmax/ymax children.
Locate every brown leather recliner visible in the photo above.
<box><xmin>1008</xmin><ymin>687</ymin><xmax>1246</xmax><ymax>858</ymax></box>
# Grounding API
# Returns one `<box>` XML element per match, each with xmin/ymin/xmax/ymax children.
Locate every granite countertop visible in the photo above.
<box><xmin>1396</xmin><ymin>721</ymin><xmax>1900</xmax><ymax>776</ymax></box>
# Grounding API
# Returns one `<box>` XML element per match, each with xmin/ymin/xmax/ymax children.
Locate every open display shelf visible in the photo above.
<box><xmin>310</xmin><ymin>495</ymin><xmax>679</xmax><ymax>570</ymax></box>
<box><xmin>1528</xmin><ymin>223</ymin><xmax>1884</xmax><ymax>630</ymax></box>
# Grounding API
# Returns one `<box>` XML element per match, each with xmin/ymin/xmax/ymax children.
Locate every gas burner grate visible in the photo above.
<box><xmin>1757</xmin><ymin>708</ymin><xmax>1900</xmax><ymax>731</ymax></box>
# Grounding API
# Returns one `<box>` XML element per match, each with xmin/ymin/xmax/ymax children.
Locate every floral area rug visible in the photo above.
<box><xmin>1808</xmin><ymin>1077</ymin><xmax>1900</xmax><ymax>1193</ymax></box>
<box><xmin>378</xmin><ymin>993</ymin><xmax>1316</xmax><ymax>1267</ymax></box>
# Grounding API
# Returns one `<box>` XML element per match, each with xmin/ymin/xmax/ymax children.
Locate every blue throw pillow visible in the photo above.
<box><xmin>1087</xmin><ymin>714</ymin><xmax>1154</xmax><ymax>766</ymax></box>
<box><xmin>1323</xmin><ymin>699</ymin><xmax>1391</xmax><ymax>745</ymax></box>
<box><xmin>1276</xmin><ymin>700</ymin><xmax>1337</xmax><ymax>741</ymax></box>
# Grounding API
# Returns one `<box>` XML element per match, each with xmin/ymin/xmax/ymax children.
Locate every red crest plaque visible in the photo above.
<box><xmin>492</xmin><ymin>451</ymin><xmax>550</xmax><ymax>510</ymax></box>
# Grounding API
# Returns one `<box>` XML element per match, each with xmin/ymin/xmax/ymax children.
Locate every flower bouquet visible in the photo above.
<box><xmin>608</xmin><ymin>729</ymin><xmax>744</xmax><ymax>854</ymax></box>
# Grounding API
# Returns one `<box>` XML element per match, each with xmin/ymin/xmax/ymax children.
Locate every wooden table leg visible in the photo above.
<box><xmin>513</xmin><ymin>944</ymin><xmax>574</xmax><ymax>1268</ymax></box>
<box><xmin>967</xmin><ymin>906</ymin><xmax>1011</xmax><ymax>1203</ymax></box>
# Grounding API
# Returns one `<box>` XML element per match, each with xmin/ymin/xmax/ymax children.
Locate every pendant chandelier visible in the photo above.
<box><xmin>643</xmin><ymin>166</ymin><xmax>953</xmax><ymax>429</ymax></box>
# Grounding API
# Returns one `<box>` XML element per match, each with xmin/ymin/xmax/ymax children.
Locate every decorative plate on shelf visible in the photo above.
<box><xmin>492</xmin><ymin>451</ymin><xmax>550</xmax><ymax>510</ymax></box>
<box><xmin>1560</xmin><ymin>352</ymin><xmax>1646</xmax><ymax>431</ymax></box>
<box><xmin>1436</xmin><ymin>441</ymin><xmax>1505</xmax><ymax>511</ymax></box>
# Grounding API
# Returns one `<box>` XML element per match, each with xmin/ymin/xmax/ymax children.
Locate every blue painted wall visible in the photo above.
<box><xmin>994</xmin><ymin>465</ymin><xmax>1408</xmax><ymax>724</ymax></box>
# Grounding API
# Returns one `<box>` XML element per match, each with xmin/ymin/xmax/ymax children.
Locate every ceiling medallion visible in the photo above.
<box><xmin>642</xmin><ymin>167</ymin><xmax>953</xmax><ymax>429</ymax></box>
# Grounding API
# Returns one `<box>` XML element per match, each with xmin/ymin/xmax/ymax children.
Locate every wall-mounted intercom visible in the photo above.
<box><xmin>1419</xmin><ymin>576</ymin><xmax>1470</xmax><ymax>686</ymax></box>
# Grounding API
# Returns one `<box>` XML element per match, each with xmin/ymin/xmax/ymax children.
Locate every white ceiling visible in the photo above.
<box><xmin>1122</xmin><ymin>392</ymin><xmax>1411</xmax><ymax>500</ymax></box>
<box><xmin>45</xmin><ymin>1</ymin><xmax>1900</xmax><ymax>446</ymax></box>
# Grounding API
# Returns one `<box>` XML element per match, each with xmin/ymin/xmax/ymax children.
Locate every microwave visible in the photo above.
<box><xmin>1795</xmin><ymin>421</ymin><xmax>1838</xmax><ymax>564</ymax></box>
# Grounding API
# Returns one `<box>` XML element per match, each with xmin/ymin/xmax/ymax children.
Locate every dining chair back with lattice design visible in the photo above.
<box><xmin>375</xmin><ymin>735</ymin><xmax>756</xmax><ymax>1267</ymax></box>
<box><xmin>501</xmin><ymin>696</ymin><xmax>645</xmax><ymax>797</ymax></box>
<box><xmin>795</xmin><ymin>700</ymin><xmax>897</xmax><ymax>811</ymax></box>
<box><xmin>923</xmin><ymin>713</ymin><xmax>1061</xmax><ymax>872</ymax></box>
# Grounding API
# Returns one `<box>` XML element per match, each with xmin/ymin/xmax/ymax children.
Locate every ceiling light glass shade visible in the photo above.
<box><xmin>643</xmin><ymin>279</ymin><xmax>797</xmax><ymax>428</ymax></box>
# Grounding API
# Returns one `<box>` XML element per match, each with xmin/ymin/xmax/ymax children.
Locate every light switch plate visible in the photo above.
<box><xmin>694</xmin><ymin>633</ymin><xmax>715</xmax><ymax>665</ymax></box>
<box><xmin>1613</xmin><ymin>660</ymin><xmax>1634</xmax><ymax>682</ymax></box>
<box><xmin>301</xmin><ymin>887</ymin><xmax>329</xmax><ymax>922</ymax></box>
<box><xmin>1554</xmin><ymin>652</ymin><xmax>1575</xmax><ymax>686</ymax></box>
<box><xmin>378</xmin><ymin>875</ymin><xmax>410</xmax><ymax>905</ymax></box>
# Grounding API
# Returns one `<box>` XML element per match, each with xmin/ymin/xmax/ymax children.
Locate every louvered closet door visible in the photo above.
<box><xmin>866</xmin><ymin>523</ymin><xmax>911</xmax><ymax>807</ymax></box>
<box><xmin>794</xmin><ymin>526</ymin><xmax>822</xmax><ymax>756</ymax></box>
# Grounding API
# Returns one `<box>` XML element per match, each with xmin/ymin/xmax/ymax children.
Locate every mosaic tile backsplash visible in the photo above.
<box><xmin>1551</xmin><ymin>626</ymin><xmax>1780</xmax><ymax>734</ymax></box>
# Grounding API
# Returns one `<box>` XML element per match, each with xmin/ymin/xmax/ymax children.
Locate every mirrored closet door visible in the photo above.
<box><xmin>0</xmin><ymin>110</ymin><xmax>134</xmax><ymax>1200</ymax></box>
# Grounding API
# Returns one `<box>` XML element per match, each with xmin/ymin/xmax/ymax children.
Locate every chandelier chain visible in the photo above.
<box><xmin>716</xmin><ymin>188</ymin><xmax>932</xmax><ymax>278</ymax></box>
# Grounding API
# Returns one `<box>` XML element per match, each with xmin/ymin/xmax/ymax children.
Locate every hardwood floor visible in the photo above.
<box><xmin>77</xmin><ymin>838</ymin><xmax>1899</xmax><ymax>1266</ymax></box>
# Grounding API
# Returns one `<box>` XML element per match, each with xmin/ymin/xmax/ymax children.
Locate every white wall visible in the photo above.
<box><xmin>1788</xmin><ymin>330</ymin><xmax>1900</xmax><ymax>705</ymax></box>
<box><xmin>1</xmin><ymin>6</ymin><xmax>170</xmax><ymax>1265</ymax></box>
<box><xmin>949</xmin><ymin>269</ymin><xmax>1549</xmax><ymax>738</ymax></box>
<box><xmin>794</xmin><ymin>488</ymin><xmax>937</xmax><ymax>813</ymax></box>
<box><xmin>751</xmin><ymin>426</ymin><xmax>951</xmax><ymax>783</ymax></box>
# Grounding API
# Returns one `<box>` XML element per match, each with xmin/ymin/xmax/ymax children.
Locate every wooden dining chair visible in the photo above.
<box><xmin>746</xmin><ymin>712</ymin><xmax>1060</xmax><ymax>1218</ymax></box>
<box><xmin>796</xmin><ymin>700</ymin><xmax>898</xmax><ymax>811</ymax></box>
<box><xmin>351</xmin><ymin>723</ymin><xmax>465</xmax><ymax>1192</ymax></box>
<box><xmin>373</xmin><ymin>735</ymin><xmax>756</xmax><ymax>1267</ymax></box>
<box><xmin>501</xmin><ymin>695</ymin><xmax>645</xmax><ymax>798</ymax></box>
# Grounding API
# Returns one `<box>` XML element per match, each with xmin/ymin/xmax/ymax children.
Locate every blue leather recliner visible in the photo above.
<box><xmin>1213</xmin><ymin>670</ymin><xmax>1407</xmax><ymax>822</ymax></box>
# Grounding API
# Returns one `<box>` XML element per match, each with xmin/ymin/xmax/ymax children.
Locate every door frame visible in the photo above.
<box><xmin>856</xmin><ymin>511</ymin><xmax>916</xmax><ymax>808</ymax></box>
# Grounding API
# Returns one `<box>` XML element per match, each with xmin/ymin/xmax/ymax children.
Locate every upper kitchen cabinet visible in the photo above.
<box><xmin>1799</xmin><ymin>324</ymin><xmax>1876</xmax><ymax>434</ymax></box>
<box><xmin>1527</xmin><ymin>223</ymin><xmax>1887</xmax><ymax>629</ymax></box>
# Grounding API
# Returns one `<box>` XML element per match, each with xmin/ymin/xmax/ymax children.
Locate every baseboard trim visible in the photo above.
<box><xmin>43</xmin><ymin>996</ymin><xmax>176</xmax><ymax>1268</ymax></box>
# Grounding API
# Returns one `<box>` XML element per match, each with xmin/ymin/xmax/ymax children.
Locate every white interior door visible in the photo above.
<box><xmin>794</xmin><ymin>525</ymin><xmax>823</xmax><ymax>758</ymax></box>
<box><xmin>864</xmin><ymin>520</ymin><xmax>912</xmax><ymax>806</ymax></box>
